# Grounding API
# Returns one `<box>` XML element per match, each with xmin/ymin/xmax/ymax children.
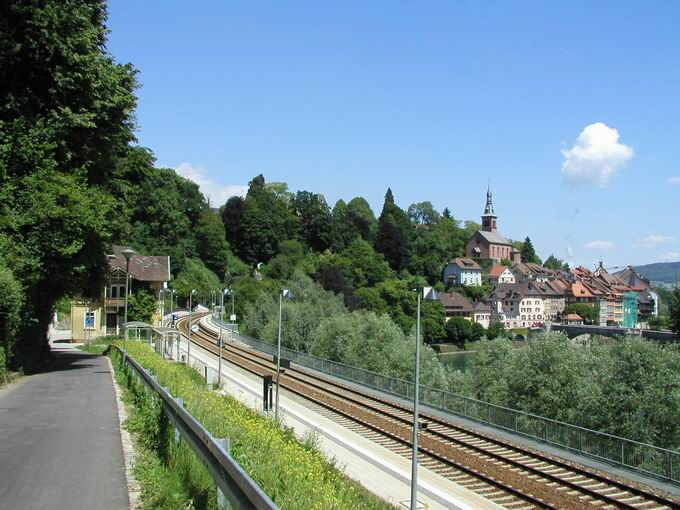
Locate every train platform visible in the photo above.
<box><xmin>176</xmin><ymin>329</ymin><xmax>505</xmax><ymax>510</ymax></box>
<box><xmin>0</xmin><ymin>345</ymin><xmax>130</xmax><ymax>510</ymax></box>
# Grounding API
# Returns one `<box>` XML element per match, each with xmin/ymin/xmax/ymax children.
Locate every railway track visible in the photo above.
<box><xmin>175</xmin><ymin>315</ymin><xmax>680</xmax><ymax>510</ymax></box>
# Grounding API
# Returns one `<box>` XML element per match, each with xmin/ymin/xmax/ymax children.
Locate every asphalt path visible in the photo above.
<box><xmin>0</xmin><ymin>346</ymin><xmax>128</xmax><ymax>510</ymax></box>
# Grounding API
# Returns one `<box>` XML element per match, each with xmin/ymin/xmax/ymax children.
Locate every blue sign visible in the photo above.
<box><xmin>84</xmin><ymin>313</ymin><xmax>95</xmax><ymax>329</ymax></box>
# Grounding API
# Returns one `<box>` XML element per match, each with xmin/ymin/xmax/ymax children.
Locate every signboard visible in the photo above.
<box><xmin>84</xmin><ymin>312</ymin><xmax>95</xmax><ymax>330</ymax></box>
<box><xmin>230</xmin><ymin>314</ymin><xmax>237</xmax><ymax>322</ymax></box>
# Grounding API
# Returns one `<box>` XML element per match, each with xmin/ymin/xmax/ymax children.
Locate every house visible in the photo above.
<box><xmin>465</xmin><ymin>185</ymin><xmax>522</xmax><ymax>263</ymax></box>
<box><xmin>533</xmin><ymin>280</ymin><xmax>566</xmax><ymax>321</ymax></box>
<box><xmin>491</xmin><ymin>281</ymin><xmax>548</xmax><ymax>329</ymax></box>
<box><xmin>472</xmin><ymin>301</ymin><xmax>493</xmax><ymax>328</ymax></box>
<box><xmin>489</xmin><ymin>265</ymin><xmax>515</xmax><ymax>286</ymax></box>
<box><xmin>511</xmin><ymin>262</ymin><xmax>559</xmax><ymax>283</ymax></box>
<box><xmin>438</xmin><ymin>292</ymin><xmax>473</xmax><ymax>321</ymax></box>
<box><xmin>614</xmin><ymin>266</ymin><xmax>658</xmax><ymax>320</ymax></box>
<box><xmin>562</xmin><ymin>313</ymin><xmax>583</xmax><ymax>325</ymax></box>
<box><xmin>71</xmin><ymin>246</ymin><xmax>171</xmax><ymax>341</ymax></box>
<box><xmin>443</xmin><ymin>258</ymin><xmax>482</xmax><ymax>286</ymax></box>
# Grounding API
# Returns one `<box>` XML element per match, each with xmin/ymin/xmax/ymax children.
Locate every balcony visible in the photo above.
<box><xmin>104</xmin><ymin>297</ymin><xmax>125</xmax><ymax>308</ymax></box>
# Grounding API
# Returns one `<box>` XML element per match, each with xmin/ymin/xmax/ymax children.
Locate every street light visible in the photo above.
<box><xmin>218</xmin><ymin>288</ymin><xmax>233</xmax><ymax>387</ymax></box>
<box><xmin>410</xmin><ymin>286</ymin><xmax>438</xmax><ymax>510</ymax></box>
<box><xmin>210</xmin><ymin>290</ymin><xmax>216</xmax><ymax>317</ymax></box>
<box><xmin>275</xmin><ymin>288</ymin><xmax>294</xmax><ymax>420</ymax></box>
<box><xmin>169</xmin><ymin>289</ymin><xmax>177</xmax><ymax>328</ymax></box>
<box><xmin>187</xmin><ymin>289</ymin><xmax>197</xmax><ymax>366</ymax></box>
<box><xmin>121</xmin><ymin>248</ymin><xmax>137</xmax><ymax>364</ymax></box>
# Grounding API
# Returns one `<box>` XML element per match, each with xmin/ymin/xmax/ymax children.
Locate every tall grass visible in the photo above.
<box><xmin>111</xmin><ymin>341</ymin><xmax>398</xmax><ymax>510</ymax></box>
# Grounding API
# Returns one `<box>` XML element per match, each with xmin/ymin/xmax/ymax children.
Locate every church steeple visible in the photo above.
<box><xmin>484</xmin><ymin>180</ymin><xmax>495</xmax><ymax>215</ymax></box>
<box><xmin>481</xmin><ymin>181</ymin><xmax>497</xmax><ymax>233</ymax></box>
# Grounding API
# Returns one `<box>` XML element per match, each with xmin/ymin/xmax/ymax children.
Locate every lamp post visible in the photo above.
<box><xmin>187</xmin><ymin>289</ymin><xmax>197</xmax><ymax>366</ymax></box>
<box><xmin>169</xmin><ymin>289</ymin><xmax>176</xmax><ymax>328</ymax></box>
<box><xmin>210</xmin><ymin>290</ymin><xmax>216</xmax><ymax>318</ymax></box>
<box><xmin>159</xmin><ymin>288</ymin><xmax>166</xmax><ymax>327</ymax></box>
<box><xmin>275</xmin><ymin>289</ymin><xmax>293</xmax><ymax>420</ymax></box>
<box><xmin>121</xmin><ymin>248</ymin><xmax>137</xmax><ymax>364</ymax></box>
<box><xmin>218</xmin><ymin>288</ymin><xmax>233</xmax><ymax>387</ymax></box>
<box><xmin>410</xmin><ymin>286</ymin><xmax>438</xmax><ymax>510</ymax></box>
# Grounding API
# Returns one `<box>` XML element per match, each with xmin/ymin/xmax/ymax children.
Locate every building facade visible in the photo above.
<box><xmin>443</xmin><ymin>258</ymin><xmax>482</xmax><ymax>286</ymax></box>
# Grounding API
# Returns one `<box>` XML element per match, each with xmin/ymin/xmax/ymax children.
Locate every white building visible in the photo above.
<box><xmin>489</xmin><ymin>265</ymin><xmax>515</xmax><ymax>286</ymax></box>
<box><xmin>443</xmin><ymin>258</ymin><xmax>482</xmax><ymax>287</ymax></box>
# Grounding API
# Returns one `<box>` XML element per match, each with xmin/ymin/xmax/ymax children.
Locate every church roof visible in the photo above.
<box><xmin>474</xmin><ymin>230</ymin><xmax>512</xmax><ymax>246</ymax></box>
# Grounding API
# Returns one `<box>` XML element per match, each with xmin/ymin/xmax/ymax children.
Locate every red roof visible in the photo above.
<box><xmin>489</xmin><ymin>265</ymin><xmax>508</xmax><ymax>277</ymax></box>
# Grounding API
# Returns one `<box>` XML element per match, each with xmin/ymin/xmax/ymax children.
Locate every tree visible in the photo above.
<box><xmin>445</xmin><ymin>317</ymin><xmax>472</xmax><ymax>348</ymax></box>
<box><xmin>442</xmin><ymin>208</ymin><xmax>452</xmax><ymax>219</ymax></box>
<box><xmin>127</xmin><ymin>289</ymin><xmax>157</xmax><ymax>323</ymax></box>
<box><xmin>346</xmin><ymin>197</ymin><xmax>378</xmax><ymax>243</ymax></box>
<box><xmin>376</xmin><ymin>189</ymin><xmax>412</xmax><ymax>271</ymax></box>
<box><xmin>520</xmin><ymin>237</ymin><xmax>541</xmax><ymax>264</ymax></box>
<box><xmin>487</xmin><ymin>322</ymin><xmax>510</xmax><ymax>340</ymax></box>
<box><xmin>292</xmin><ymin>191</ymin><xmax>332</xmax><ymax>252</ymax></box>
<box><xmin>195</xmin><ymin>210</ymin><xmax>232</xmax><ymax>279</ymax></box>
<box><xmin>221</xmin><ymin>195</ymin><xmax>246</xmax><ymax>252</ymax></box>
<box><xmin>670</xmin><ymin>287</ymin><xmax>680</xmax><ymax>336</ymax></box>
<box><xmin>171</xmin><ymin>258</ymin><xmax>221</xmax><ymax>300</ymax></box>
<box><xmin>544</xmin><ymin>254</ymin><xmax>568</xmax><ymax>271</ymax></box>
<box><xmin>407</xmin><ymin>201</ymin><xmax>441</xmax><ymax>226</ymax></box>
<box><xmin>564</xmin><ymin>303</ymin><xmax>599</xmax><ymax>325</ymax></box>
<box><xmin>315</xmin><ymin>265</ymin><xmax>357</xmax><ymax>310</ymax></box>
<box><xmin>0</xmin><ymin>0</ymin><xmax>139</xmax><ymax>368</ymax></box>
<box><xmin>239</xmin><ymin>175</ymin><xmax>298</xmax><ymax>264</ymax></box>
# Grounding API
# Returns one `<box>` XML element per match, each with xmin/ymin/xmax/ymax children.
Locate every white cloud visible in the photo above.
<box><xmin>634</xmin><ymin>235</ymin><xmax>675</xmax><ymax>248</ymax></box>
<box><xmin>561</xmin><ymin>122</ymin><xmax>634</xmax><ymax>188</ymax></box>
<box><xmin>584</xmin><ymin>240</ymin><xmax>615</xmax><ymax>251</ymax></box>
<box><xmin>669</xmin><ymin>176</ymin><xmax>680</xmax><ymax>184</ymax></box>
<box><xmin>658</xmin><ymin>252</ymin><xmax>680</xmax><ymax>262</ymax></box>
<box><xmin>175</xmin><ymin>162</ymin><xmax>247</xmax><ymax>207</ymax></box>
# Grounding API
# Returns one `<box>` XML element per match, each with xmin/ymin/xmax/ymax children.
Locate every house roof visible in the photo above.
<box><xmin>489</xmin><ymin>265</ymin><xmax>510</xmax><ymax>277</ymax></box>
<box><xmin>473</xmin><ymin>301</ymin><xmax>492</xmax><ymax>312</ymax></box>
<box><xmin>438</xmin><ymin>292</ymin><xmax>473</xmax><ymax>313</ymax></box>
<box><xmin>564</xmin><ymin>313</ymin><xmax>583</xmax><ymax>321</ymax></box>
<box><xmin>448</xmin><ymin>257</ymin><xmax>482</xmax><ymax>271</ymax></box>
<box><xmin>474</xmin><ymin>230</ymin><xmax>512</xmax><ymax>246</ymax></box>
<box><xmin>109</xmin><ymin>245</ymin><xmax>171</xmax><ymax>283</ymax></box>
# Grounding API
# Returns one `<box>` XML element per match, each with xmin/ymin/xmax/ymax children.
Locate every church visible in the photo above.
<box><xmin>465</xmin><ymin>186</ymin><xmax>521</xmax><ymax>264</ymax></box>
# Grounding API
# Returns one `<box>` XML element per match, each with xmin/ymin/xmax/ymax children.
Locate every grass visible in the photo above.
<box><xmin>110</xmin><ymin>340</ymin><xmax>399</xmax><ymax>510</ymax></box>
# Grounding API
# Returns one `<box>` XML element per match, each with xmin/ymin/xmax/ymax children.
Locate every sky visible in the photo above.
<box><xmin>106</xmin><ymin>0</ymin><xmax>680</xmax><ymax>269</ymax></box>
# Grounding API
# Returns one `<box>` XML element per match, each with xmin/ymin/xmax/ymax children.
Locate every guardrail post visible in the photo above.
<box><xmin>217</xmin><ymin>438</ymin><xmax>232</xmax><ymax>509</ymax></box>
<box><xmin>174</xmin><ymin>397</ymin><xmax>184</xmax><ymax>445</ymax></box>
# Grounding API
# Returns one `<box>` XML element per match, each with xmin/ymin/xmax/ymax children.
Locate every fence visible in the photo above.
<box><xmin>116</xmin><ymin>346</ymin><xmax>279</xmax><ymax>510</ymax></box>
<box><xmin>210</xmin><ymin>317</ymin><xmax>680</xmax><ymax>485</ymax></box>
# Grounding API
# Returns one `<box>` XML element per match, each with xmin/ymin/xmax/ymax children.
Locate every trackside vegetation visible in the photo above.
<box><xmin>111</xmin><ymin>341</ymin><xmax>398</xmax><ymax>510</ymax></box>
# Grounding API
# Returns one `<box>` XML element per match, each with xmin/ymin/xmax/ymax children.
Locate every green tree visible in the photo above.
<box><xmin>486</xmin><ymin>322</ymin><xmax>509</xmax><ymax>340</ymax></box>
<box><xmin>221</xmin><ymin>196</ymin><xmax>246</xmax><ymax>251</ymax></box>
<box><xmin>239</xmin><ymin>175</ymin><xmax>298</xmax><ymax>264</ymax></box>
<box><xmin>670</xmin><ymin>287</ymin><xmax>680</xmax><ymax>336</ymax></box>
<box><xmin>376</xmin><ymin>189</ymin><xmax>412</xmax><ymax>271</ymax></box>
<box><xmin>346</xmin><ymin>197</ymin><xmax>378</xmax><ymax>243</ymax></box>
<box><xmin>172</xmin><ymin>258</ymin><xmax>221</xmax><ymax>301</ymax></box>
<box><xmin>0</xmin><ymin>0</ymin><xmax>139</xmax><ymax>368</ymax></box>
<box><xmin>407</xmin><ymin>201</ymin><xmax>441</xmax><ymax>226</ymax></box>
<box><xmin>292</xmin><ymin>191</ymin><xmax>332</xmax><ymax>252</ymax></box>
<box><xmin>544</xmin><ymin>254</ymin><xmax>568</xmax><ymax>271</ymax></box>
<box><xmin>195</xmin><ymin>210</ymin><xmax>233</xmax><ymax>279</ymax></box>
<box><xmin>564</xmin><ymin>303</ymin><xmax>599</xmax><ymax>325</ymax></box>
<box><xmin>127</xmin><ymin>289</ymin><xmax>157</xmax><ymax>323</ymax></box>
<box><xmin>520</xmin><ymin>237</ymin><xmax>541</xmax><ymax>264</ymax></box>
<box><xmin>445</xmin><ymin>317</ymin><xmax>472</xmax><ymax>348</ymax></box>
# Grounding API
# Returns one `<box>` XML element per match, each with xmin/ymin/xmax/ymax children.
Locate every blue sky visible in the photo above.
<box><xmin>107</xmin><ymin>1</ymin><xmax>680</xmax><ymax>269</ymax></box>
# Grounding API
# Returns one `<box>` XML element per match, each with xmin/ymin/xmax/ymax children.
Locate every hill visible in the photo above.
<box><xmin>633</xmin><ymin>261</ymin><xmax>680</xmax><ymax>285</ymax></box>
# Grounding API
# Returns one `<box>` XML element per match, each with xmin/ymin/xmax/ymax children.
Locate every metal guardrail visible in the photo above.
<box><xmin>116</xmin><ymin>346</ymin><xmax>278</xmax><ymax>510</ymax></box>
<box><xmin>209</xmin><ymin>318</ymin><xmax>680</xmax><ymax>485</ymax></box>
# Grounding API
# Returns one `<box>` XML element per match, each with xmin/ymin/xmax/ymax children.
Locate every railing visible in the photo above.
<box><xmin>115</xmin><ymin>346</ymin><xmax>278</xmax><ymax>510</ymax></box>
<box><xmin>210</xmin><ymin>317</ymin><xmax>680</xmax><ymax>485</ymax></box>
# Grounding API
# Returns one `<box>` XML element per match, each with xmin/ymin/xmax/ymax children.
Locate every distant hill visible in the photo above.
<box><xmin>633</xmin><ymin>261</ymin><xmax>680</xmax><ymax>285</ymax></box>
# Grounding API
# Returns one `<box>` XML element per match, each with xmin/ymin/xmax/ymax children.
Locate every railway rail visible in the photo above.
<box><xmin>175</xmin><ymin>314</ymin><xmax>680</xmax><ymax>510</ymax></box>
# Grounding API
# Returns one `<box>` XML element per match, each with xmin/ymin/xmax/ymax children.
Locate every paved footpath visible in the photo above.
<box><xmin>0</xmin><ymin>345</ymin><xmax>129</xmax><ymax>510</ymax></box>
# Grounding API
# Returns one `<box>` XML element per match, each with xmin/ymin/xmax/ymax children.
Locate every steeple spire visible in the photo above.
<box><xmin>484</xmin><ymin>180</ymin><xmax>495</xmax><ymax>215</ymax></box>
<box><xmin>481</xmin><ymin>180</ymin><xmax>498</xmax><ymax>233</ymax></box>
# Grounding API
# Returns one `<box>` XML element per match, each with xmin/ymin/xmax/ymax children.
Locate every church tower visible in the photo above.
<box><xmin>481</xmin><ymin>182</ymin><xmax>497</xmax><ymax>233</ymax></box>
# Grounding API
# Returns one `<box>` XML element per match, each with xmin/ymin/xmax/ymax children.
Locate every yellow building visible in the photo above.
<box><xmin>71</xmin><ymin>246</ymin><xmax>170</xmax><ymax>341</ymax></box>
